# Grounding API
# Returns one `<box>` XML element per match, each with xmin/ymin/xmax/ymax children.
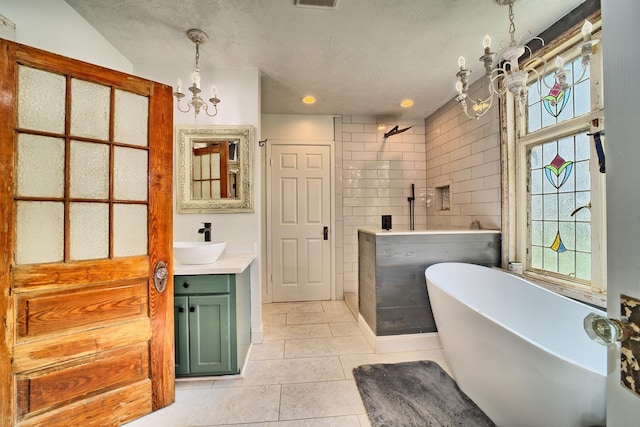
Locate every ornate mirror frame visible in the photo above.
<box><xmin>176</xmin><ymin>125</ymin><xmax>254</xmax><ymax>213</ymax></box>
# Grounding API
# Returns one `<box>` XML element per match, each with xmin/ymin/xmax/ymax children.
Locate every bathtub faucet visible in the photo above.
<box><xmin>198</xmin><ymin>222</ymin><xmax>212</xmax><ymax>242</ymax></box>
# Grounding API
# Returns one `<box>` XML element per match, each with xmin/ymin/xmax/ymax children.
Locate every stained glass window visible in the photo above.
<box><xmin>510</xmin><ymin>18</ymin><xmax>605</xmax><ymax>297</ymax></box>
<box><xmin>529</xmin><ymin>134</ymin><xmax>591</xmax><ymax>280</ymax></box>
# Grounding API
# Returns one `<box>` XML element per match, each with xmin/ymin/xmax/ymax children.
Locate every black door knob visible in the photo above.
<box><xmin>189</xmin><ymin>307</ymin><xmax>196</xmax><ymax>313</ymax></box>
<box><xmin>183</xmin><ymin>282</ymin><xmax>190</xmax><ymax>288</ymax></box>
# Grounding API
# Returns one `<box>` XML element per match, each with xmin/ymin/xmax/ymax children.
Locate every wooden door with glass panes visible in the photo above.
<box><xmin>0</xmin><ymin>40</ymin><xmax>174</xmax><ymax>426</ymax></box>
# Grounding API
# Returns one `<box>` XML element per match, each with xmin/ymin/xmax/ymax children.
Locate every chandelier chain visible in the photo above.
<box><xmin>508</xmin><ymin>3</ymin><xmax>516</xmax><ymax>44</ymax></box>
<box><xmin>194</xmin><ymin>40</ymin><xmax>200</xmax><ymax>70</ymax></box>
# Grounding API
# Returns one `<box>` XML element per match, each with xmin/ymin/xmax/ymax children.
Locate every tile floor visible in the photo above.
<box><xmin>125</xmin><ymin>300</ymin><xmax>451</xmax><ymax>427</ymax></box>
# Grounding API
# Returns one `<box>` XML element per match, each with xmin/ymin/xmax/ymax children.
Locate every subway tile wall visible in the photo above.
<box><xmin>337</xmin><ymin>116</ymin><xmax>427</xmax><ymax>293</ymax></box>
<box><xmin>425</xmin><ymin>78</ymin><xmax>502</xmax><ymax>231</ymax></box>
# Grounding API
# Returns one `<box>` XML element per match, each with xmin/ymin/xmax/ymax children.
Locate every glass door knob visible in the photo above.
<box><xmin>584</xmin><ymin>312</ymin><xmax>628</xmax><ymax>345</ymax></box>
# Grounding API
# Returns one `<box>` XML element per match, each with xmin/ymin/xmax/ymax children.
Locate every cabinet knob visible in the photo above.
<box><xmin>178</xmin><ymin>306</ymin><xmax>185</xmax><ymax>313</ymax></box>
<box><xmin>183</xmin><ymin>282</ymin><xmax>190</xmax><ymax>288</ymax></box>
<box><xmin>189</xmin><ymin>307</ymin><xmax>196</xmax><ymax>313</ymax></box>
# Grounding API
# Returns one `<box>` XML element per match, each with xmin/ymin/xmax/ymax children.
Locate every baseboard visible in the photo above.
<box><xmin>358</xmin><ymin>313</ymin><xmax>442</xmax><ymax>353</ymax></box>
<box><xmin>251</xmin><ymin>326</ymin><xmax>264</xmax><ymax>344</ymax></box>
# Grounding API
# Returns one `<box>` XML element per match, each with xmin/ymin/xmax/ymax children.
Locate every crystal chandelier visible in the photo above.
<box><xmin>173</xmin><ymin>29</ymin><xmax>221</xmax><ymax>117</ymax></box>
<box><xmin>454</xmin><ymin>0</ymin><xmax>598</xmax><ymax>120</ymax></box>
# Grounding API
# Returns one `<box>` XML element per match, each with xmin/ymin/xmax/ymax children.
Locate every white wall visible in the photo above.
<box><xmin>424</xmin><ymin>78</ymin><xmax>501</xmax><ymax>231</ymax></box>
<box><xmin>602</xmin><ymin>0</ymin><xmax>640</xmax><ymax>424</ymax></box>
<box><xmin>1</xmin><ymin>0</ymin><xmax>132</xmax><ymax>73</ymax></box>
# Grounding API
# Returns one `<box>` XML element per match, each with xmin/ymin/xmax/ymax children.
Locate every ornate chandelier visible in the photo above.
<box><xmin>454</xmin><ymin>0</ymin><xmax>597</xmax><ymax>120</ymax></box>
<box><xmin>173</xmin><ymin>29</ymin><xmax>221</xmax><ymax>118</ymax></box>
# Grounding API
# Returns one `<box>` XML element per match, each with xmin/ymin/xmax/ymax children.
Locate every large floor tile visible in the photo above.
<box><xmin>263</xmin><ymin>313</ymin><xmax>287</xmax><ymax>326</ymax></box>
<box><xmin>124</xmin><ymin>385</ymin><xmax>281</xmax><ymax>427</ymax></box>
<box><xmin>284</xmin><ymin>336</ymin><xmax>372</xmax><ymax>358</ymax></box>
<box><xmin>212</xmin><ymin>356</ymin><xmax>345</xmax><ymax>387</ymax></box>
<box><xmin>262</xmin><ymin>302</ymin><xmax>324</xmax><ymax>315</ymax></box>
<box><xmin>329</xmin><ymin>322</ymin><xmax>362</xmax><ymax>337</ymax></box>
<box><xmin>250</xmin><ymin>340</ymin><xmax>285</xmax><ymax>360</ymax></box>
<box><xmin>286</xmin><ymin>311</ymin><xmax>356</xmax><ymax>325</ymax></box>
<box><xmin>279</xmin><ymin>380</ymin><xmax>365</xmax><ymax>420</ymax></box>
<box><xmin>321</xmin><ymin>300</ymin><xmax>353</xmax><ymax>314</ymax></box>
<box><xmin>264</xmin><ymin>323</ymin><xmax>332</xmax><ymax>341</ymax></box>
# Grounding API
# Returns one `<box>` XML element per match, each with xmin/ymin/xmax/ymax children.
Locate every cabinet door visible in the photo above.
<box><xmin>174</xmin><ymin>296</ymin><xmax>190</xmax><ymax>375</ymax></box>
<box><xmin>188</xmin><ymin>295</ymin><xmax>234</xmax><ymax>374</ymax></box>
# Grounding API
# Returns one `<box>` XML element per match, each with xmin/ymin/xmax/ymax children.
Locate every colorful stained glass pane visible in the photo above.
<box><xmin>550</xmin><ymin>231</ymin><xmax>567</xmax><ymax>253</ymax></box>
<box><xmin>544</xmin><ymin>154</ymin><xmax>573</xmax><ymax>189</ymax></box>
<box><xmin>543</xmin><ymin>84</ymin><xmax>571</xmax><ymax>118</ymax></box>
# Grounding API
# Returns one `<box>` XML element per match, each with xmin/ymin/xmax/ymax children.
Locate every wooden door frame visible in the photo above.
<box><xmin>0</xmin><ymin>39</ymin><xmax>174</xmax><ymax>425</ymax></box>
<box><xmin>265</xmin><ymin>140</ymin><xmax>336</xmax><ymax>303</ymax></box>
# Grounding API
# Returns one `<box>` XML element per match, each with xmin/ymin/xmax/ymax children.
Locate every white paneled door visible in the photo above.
<box><xmin>269</xmin><ymin>144</ymin><xmax>331</xmax><ymax>302</ymax></box>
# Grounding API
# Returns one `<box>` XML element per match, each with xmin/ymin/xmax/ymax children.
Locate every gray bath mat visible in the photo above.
<box><xmin>353</xmin><ymin>360</ymin><xmax>495</xmax><ymax>427</ymax></box>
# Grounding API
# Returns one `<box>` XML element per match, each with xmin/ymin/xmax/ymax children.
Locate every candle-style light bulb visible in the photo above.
<box><xmin>176</xmin><ymin>78</ymin><xmax>182</xmax><ymax>93</ymax></box>
<box><xmin>555</xmin><ymin>55</ymin><xmax>565</xmax><ymax>70</ymax></box>
<box><xmin>191</xmin><ymin>69</ymin><xmax>201</xmax><ymax>88</ymax></box>
<box><xmin>211</xmin><ymin>85</ymin><xmax>217</xmax><ymax>98</ymax></box>
<box><xmin>581</xmin><ymin>19</ymin><xmax>593</xmax><ymax>41</ymax></box>
<box><xmin>483</xmin><ymin>34</ymin><xmax>492</xmax><ymax>49</ymax></box>
<box><xmin>458</xmin><ymin>56</ymin><xmax>466</xmax><ymax>69</ymax></box>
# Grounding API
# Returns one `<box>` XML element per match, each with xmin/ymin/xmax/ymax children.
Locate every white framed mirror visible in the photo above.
<box><xmin>176</xmin><ymin>125</ymin><xmax>254</xmax><ymax>213</ymax></box>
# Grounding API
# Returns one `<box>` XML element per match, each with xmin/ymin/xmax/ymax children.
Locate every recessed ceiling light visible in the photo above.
<box><xmin>301</xmin><ymin>95</ymin><xmax>317</xmax><ymax>104</ymax></box>
<box><xmin>400</xmin><ymin>99</ymin><xmax>414</xmax><ymax>108</ymax></box>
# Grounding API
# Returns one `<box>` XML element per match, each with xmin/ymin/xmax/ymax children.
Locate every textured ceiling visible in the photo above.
<box><xmin>64</xmin><ymin>0</ymin><xmax>586</xmax><ymax>119</ymax></box>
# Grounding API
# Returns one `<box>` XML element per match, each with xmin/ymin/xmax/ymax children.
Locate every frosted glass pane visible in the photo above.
<box><xmin>70</xmin><ymin>79</ymin><xmax>110</xmax><ymax>140</ymax></box>
<box><xmin>543</xmin><ymin>194</ymin><xmax>558</xmax><ymax>219</ymax></box>
<box><xmin>18</xmin><ymin>66</ymin><xmax>66</xmax><ymax>134</ymax></box>
<box><xmin>70</xmin><ymin>141</ymin><xmax>109</xmax><ymax>199</ymax></box>
<box><xmin>17</xmin><ymin>134</ymin><xmax>65</xmax><ymax>198</ymax></box>
<box><xmin>530</xmin><ymin>169</ymin><xmax>542</xmax><ymax>195</ymax></box>
<box><xmin>531</xmin><ymin>220</ymin><xmax>543</xmax><ymax>246</ymax></box>
<box><xmin>211</xmin><ymin>153</ymin><xmax>221</xmax><ymax>179</ymax></box>
<box><xmin>575</xmin><ymin>133</ymin><xmax>590</xmax><ymax>161</ymax></box>
<box><xmin>530</xmin><ymin>195</ymin><xmax>542</xmax><ymax>220</ymax></box>
<box><xmin>531</xmin><ymin>246</ymin><xmax>543</xmax><ymax>269</ymax></box>
<box><xmin>114</xmin><ymin>90</ymin><xmax>148</xmax><ymax>147</ymax></box>
<box><xmin>543</xmin><ymin>247</ymin><xmax>558</xmax><ymax>272</ymax></box>
<box><xmin>558</xmin><ymin>251</ymin><xmax>575</xmax><ymax>277</ymax></box>
<box><xmin>16</xmin><ymin>201</ymin><xmax>64</xmax><ymax>264</ymax></box>
<box><xmin>576</xmin><ymin>252</ymin><xmax>591</xmax><ymax>280</ymax></box>
<box><xmin>70</xmin><ymin>202</ymin><xmax>109</xmax><ymax>260</ymax></box>
<box><xmin>530</xmin><ymin>145</ymin><xmax>542</xmax><ymax>169</ymax></box>
<box><xmin>114</xmin><ymin>147</ymin><xmax>148</xmax><ymax>201</ymax></box>
<box><xmin>113</xmin><ymin>204</ymin><xmax>147</xmax><ymax>257</ymax></box>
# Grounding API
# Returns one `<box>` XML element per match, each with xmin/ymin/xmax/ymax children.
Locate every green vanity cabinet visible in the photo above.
<box><xmin>174</xmin><ymin>273</ymin><xmax>250</xmax><ymax>377</ymax></box>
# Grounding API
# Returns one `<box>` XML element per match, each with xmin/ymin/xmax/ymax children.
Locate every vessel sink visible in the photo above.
<box><xmin>173</xmin><ymin>241</ymin><xmax>227</xmax><ymax>265</ymax></box>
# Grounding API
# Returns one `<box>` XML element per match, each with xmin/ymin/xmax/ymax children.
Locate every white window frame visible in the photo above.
<box><xmin>503</xmin><ymin>16</ymin><xmax>605</xmax><ymax>307</ymax></box>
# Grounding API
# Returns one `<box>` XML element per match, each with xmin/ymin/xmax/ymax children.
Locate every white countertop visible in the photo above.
<box><xmin>173</xmin><ymin>253</ymin><xmax>255</xmax><ymax>275</ymax></box>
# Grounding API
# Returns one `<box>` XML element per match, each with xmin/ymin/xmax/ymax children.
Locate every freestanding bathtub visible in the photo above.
<box><xmin>425</xmin><ymin>262</ymin><xmax>606</xmax><ymax>427</ymax></box>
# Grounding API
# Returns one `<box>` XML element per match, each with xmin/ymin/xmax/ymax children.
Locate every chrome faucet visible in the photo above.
<box><xmin>197</xmin><ymin>222</ymin><xmax>212</xmax><ymax>242</ymax></box>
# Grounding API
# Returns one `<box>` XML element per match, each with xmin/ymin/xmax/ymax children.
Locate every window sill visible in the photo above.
<box><xmin>507</xmin><ymin>270</ymin><xmax>606</xmax><ymax>309</ymax></box>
